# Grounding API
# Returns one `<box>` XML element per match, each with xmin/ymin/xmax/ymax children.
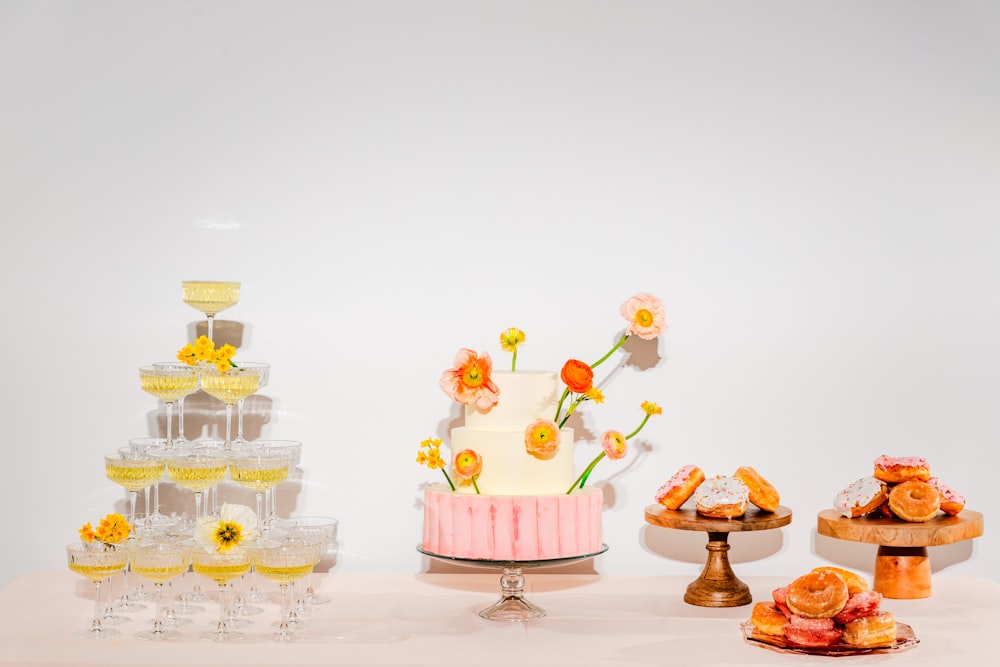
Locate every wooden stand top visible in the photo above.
<box><xmin>645</xmin><ymin>504</ymin><xmax>792</xmax><ymax>533</ymax></box>
<box><xmin>817</xmin><ymin>509</ymin><xmax>984</xmax><ymax>547</ymax></box>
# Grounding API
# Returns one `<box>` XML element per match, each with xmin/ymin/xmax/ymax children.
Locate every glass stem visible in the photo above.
<box><xmin>256</xmin><ymin>492</ymin><xmax>265</xmax><ymax>532</ymax></box>
<box><xmin>207</xmin><ymin>315</ymin><xmax>215</xmax><ymax>342</ymax></box>
<box><xmin>236</xmin><ymin>398</ymin><xmax>245</xmax><ymax>442</ymax></box>
<box><xmin>143</xmin><ymin>485</ymin><xmax>152</xmax><ymax>529</ymax></box>
<box><xmin>129</xmin><ymin>490</ymin><xmax>138</xmax><ymax>533</ymax></box>
<box><xmin>216</xmin><ymin>583</ymin><xmax>228</xmax><ymax>636</ymax></box>
<box><xmin>195</xmin><ymin>491</ymin><xmax>203</xmax><ymax>520</ymax></box>
<box><xmin>91</xmin><ymin>580</ymin><xmax>104</xmax><ymax>636</ymax></box>
<box><xmin>165</xmin><ymin>401</ymin><xmax>174</xmax><ymax>448</ymax></box>
<box><xmin>152</xmin><ymin>583</ymin><xmax>164</xmax><ymax>635</ymax></box>
<box><xmin>177</xmin><ymin>396</ymin><xmax>186</xmax><ymax>442</ymax></box>
<box><xmin>278</xmin><ymin>583</ymin><xmax>291</xmax><ymax>638</ymax></box>
<box><xmin>224</xmin><ymin>403</ymin><xmax>233</xmax><ymax>450</ymax></box>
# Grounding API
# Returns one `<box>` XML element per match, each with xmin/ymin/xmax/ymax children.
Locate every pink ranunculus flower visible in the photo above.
<box><xmin>620</xmin><ymin>293</ymin><xmax>666</xmax><ymax>340</ymax></box>
<box><xmin>524</xmin><ymin>418</ymin><xmax>561</xmax><ymax>459</ymax></box>
<box><xmin>439</xmin><ymin>348</ymin><xmax>500</xmax><ymax>410</ymax></box>
<box><xmin>601</xmin><ymin>430</ymin><xmax>628</xmax><ymax>461</ymax></box>
<box><xmin>453</xmin><ymin>449</ymin><xmax>483</xmax><ymax>480</ymax></box>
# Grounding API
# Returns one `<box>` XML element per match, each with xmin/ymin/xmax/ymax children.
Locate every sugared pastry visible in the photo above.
<box><xmin>786</xmin><ymin>570</ymin><xmax>849</xmax><ymax>619</ymax></box>
<box><xmin>873</xmin><ymin>455</ymin><xmax>931</xmax><ymax>484</ymax></box>
<box><xmin>811</xmin><ymin>566</ymin><xmax>869</xmax><ymax>595</ymax></box>
<box><xmin>783</xmin><ymin>615</ymin><xmax>844</xmax><ymax>647</ymax></box>
<box><xmin>749</xmin><ymin>601</ymin><xmax>789</xmax><ymax>637</ymax></box>
<box><xmin>888</xmin><ymin>479</ymin><xmax>941</xmax><ymax>522</ymax></box>
<box><xmin>833</xmin><ymin>476</ymin><xmax>888</xmax><ymax>518</ymax></box>
<box><xmin>833</xmin><ymin>590</ymin><xmax>883</xmax><ymax>624</ymax></box>
<box><xmin>733</xmin><ymin>466</ymin><xmax>780</xmax><ymax>512</ymax></box>
<box><xmin>654</xmin><ymin>464</ymin><xmax>705</xmax><ymax>510</ymax></box>
<box><xmin>771</xmin><ymin>586</ymin><xmax>792</xmax><ymax>617</ymax></box>
<box><xmin>842</xmin><ymin>611</ymin><xmax>897</xmax><ymax>648</ymax></box>
<box><xmin>928</xmin><ymin>477</ymin><xmax>965</xmax><ymax>515</ymax></box>
<box><xmin>693</xmin><ymin>475</ymin><xmax>749</xmax><ymax>518</ymax></box>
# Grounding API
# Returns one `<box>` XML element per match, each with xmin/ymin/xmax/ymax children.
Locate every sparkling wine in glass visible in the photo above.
<box><xmin>246</xmin><ymin>440</ymin><xmax>301</xmax><ymax>528</ymax></box>
<box><xmin>139</xmin><ymin>365</ymin><xmax>199</xmax><ymax>450</ymax></box>
<box><xmin>252</xmin><ymin>540</ymin><xmax>321</xmax><ymax>642</ymax></box>
<box><xmin>289</xmin><ymin>516</ymin><xmax>339</xmax><ymax>606</ymax></box>
<box><xmin>232</xmin><ymin>362</ymin><xmax>270</xmax><ymax>447</ymax></box>
<box><xmin>190</xmin><ymin>548</ymin><xmax>253</xmax><ymax>642</ymax></box>
<box><xmin>130</xmin><ymin>542</ymin><xmax>190</xmax><ymax>641</ymax></box>
<box><xmin>182</xmin><ymin>280</ymin><xmax>240</xmax><ymax>341</ymax></box>
<box><xmin>66</xmin><ymin>543</ymin><xmax>129</xmax><ymax>639</ymax></box>
<box><xmin>228</xmin><ymin>449</ymin><xmax>290</xmax><ymax>533</ymax></box>
<box><xmin>152</xmin><ymin>361</ymin><xmax>199</xmax><ymax>447</ymax></box>
<box><xmin>105</xmin><ymin>451</ymin><xmax>164</xmax><ymax>535</ymax></box>
<box><xmin>200</xmin><ymin>368</ymin><xmax>260</xmax><ymax>450</ymax></box>
<box><xmin>166</xmin><ymin>451</ymin><xmax>228</xmax><ymax>520</ymax></box>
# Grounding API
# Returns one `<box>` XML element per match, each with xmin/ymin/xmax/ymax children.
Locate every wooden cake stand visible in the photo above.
<box><xmin>645</xmin><ymin>505</ymin><xmax>793</xmax><ymax>607</ymax></box>
<box><xmin>816</xmin><ymin>508</ymin><xmax>984</xmax><ymax>599</ymax></box>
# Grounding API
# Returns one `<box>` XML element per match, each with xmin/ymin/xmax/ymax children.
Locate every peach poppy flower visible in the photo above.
<box><xmin>453</xmin><ymin>449</ymin><xmax>483</xmax><ymax>480</ymax></box>
<box><xmin>524</xmin><ymin>418</ymin><xmax>561</xmax><ymax>458</ymax></box>
<box><xmin>439</xmin><ymin>348</ymin><xmax>500</xmax><ymax>410</ymax></box>
<box><xmin>620</xmin><ymin>293</ymin><xmax>666</xmax><ymax>340</ymax></box>
<box><xmin>560</xmin><ymin>359</ymin><xmax>594</xmax><ymax>394</ymax></box>
<box><xmin>601</xmin><ymin>430</ymin><xmax>628</xmax><ymax>461</ymax></box>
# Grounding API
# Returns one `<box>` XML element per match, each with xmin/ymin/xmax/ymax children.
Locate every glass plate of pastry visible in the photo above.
<box><xmin>740</xmin><ymin>621</ymin><xmax>918</xmax><ymax>656</ymax></box>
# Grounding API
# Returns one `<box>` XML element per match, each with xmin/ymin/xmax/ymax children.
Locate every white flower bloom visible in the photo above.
<box><xmin>195</xmin><ymin>503</ymin><xmax>259</xmax><ymax>552</ymax></box>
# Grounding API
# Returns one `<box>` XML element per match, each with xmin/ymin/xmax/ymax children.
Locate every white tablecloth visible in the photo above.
<box><xmin>1</xmin><ymin>571</ymin><xmax>997</xmax><ymax>666</ymax></box>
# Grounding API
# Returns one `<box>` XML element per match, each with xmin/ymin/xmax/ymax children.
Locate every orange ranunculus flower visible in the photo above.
<box><xmin>524</xmin><ymin>419</ymin><xmax>561</xmax><ymax>458</ymax></box>
<box><xmin>439</xmin><ymin>349</ymin><xmax>500</xmax><ymax>410</ymax></box>
<box><xmin>601</xmin><ymin>430</ymin><xmax>628</xmax><ymax>461</ymax></box>
<box><xmin>560</xmin><ymin>359</ymin><xmax>594</xmax><ymax>394</ymax></box>
<box><xmin>453</xmin><ymin>449</ymin><xmax>483</xmax><ymax>480</ymax></box>
<box><xmin>620</xmin><ymin>293</ymin><xmax>666</xmax><ymax>340</ymax></box>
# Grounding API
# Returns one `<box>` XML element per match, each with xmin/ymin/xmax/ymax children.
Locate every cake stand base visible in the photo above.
<box><xmin>683</xmin><ymin>531</ymin><xmax>752</xmax><ymax>608</ymax></box>
<box><xmin>874</xmin><ymin>546</ymin><xmax>931</xmax><ymax>599</ymax></box>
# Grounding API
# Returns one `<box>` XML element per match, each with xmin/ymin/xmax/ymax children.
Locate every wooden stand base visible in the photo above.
<box><xmin>874</xmin><ymin>546</ymin><xmax>931</xmax><ymax>599</ymax></box>
<box><xmin>683</xmin><ymin>531</ymin><xmax>751</xmax><ymax>607</ymax></box>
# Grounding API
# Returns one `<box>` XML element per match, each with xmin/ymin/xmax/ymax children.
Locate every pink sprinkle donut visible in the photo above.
<box><xmin>873</xmin><ymin>455</ymin><xmax>930</xmax><ymax>483</ymax></box>
<box><xmin>927</xmin><ymin>477</ymin><xmax>965</xmax><ymax>515</ymax></box>
<box><xmin>655</xmin><ymin>464</ymin><xmax>705</xmax><ymax>510</ymax></box>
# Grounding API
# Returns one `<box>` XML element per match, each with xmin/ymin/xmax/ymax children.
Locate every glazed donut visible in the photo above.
<box><xmin>833</xmin><ymin>590</ymin><xmax>883</xmax><ymax>625</ymax></box>
<box><xmin>749</xmin><ymin>601</ymin><xmax>788</xmax><ymax>637</ymax></box>
<box><xmin>810</xmin><ymin>566</ymin><xmax>869</xmax><ymax>595</ymax></box>
<box><xmin>786</xmin><ymin>570</ymin><xmax>849</xmax><ymax>619</ymax></box>
<box><xmin>783</xmin><ymin>615</ymin><xmax>844</xmax><ymax>647</ymax></box>
<box><xmin>654</xmin><ymin>465</ymin><xmax>705</xmax><ymax>510</ymax></box>
<box><xmin>873</xmin><ymin>455</ymin><xmax>931</xmax><ymax>484</ymax></box>
<box><xmin>888</xmin><ymin>479</ymin><xmax>941</xmax><ymax>522</ymax></box>
<box><xmin>693</xmin><ymin>475</ymin><xmax>749</xmax><ymax>518</ymax></box>
<box><xmin>771</xmin><ymin>586</ymin><xmax>792</xmax><ymax>617</ymax></box>
<box><xmin>733</xmin><ymin>466</ymin><xmax>780</xmax><ymax>512</ymax></box>
<box><xmin>842</xmin><ymin>611</ymin><xmax>897</xmax><ymax>648</ymax></box>
<box><xmin>833</xmin><ymin>476</ymin><xmax>888</xmax><ymax>518</ymax></box>
<box><xmin>928</xmin><ymin>477</ymin><xmax>965</xmax><ymax>515</ymax></box>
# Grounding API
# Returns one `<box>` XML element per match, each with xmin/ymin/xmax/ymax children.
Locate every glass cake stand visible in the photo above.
<box><xmin>418</xmin><ymin>545</ymin><xmax>609</xmax><ymax>621</ymax></box>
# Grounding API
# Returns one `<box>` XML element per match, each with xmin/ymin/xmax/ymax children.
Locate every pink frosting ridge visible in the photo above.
<box><xmin>655</xmin><ymin>464</ymin><xmax>697</xmax><ymax>503</ymax></box>
<box><xmin>874</xmin><ymin>455</ymin><xmax>927</xmax><ymax>470</ymax></box>
<box><xmin>928</xmin><ymin>477</ymin><xmax>966</xmax><ymax>505</ymax></box>
<box><xmin>422</xmin><ymin>485</ymin><xmax>603</xmax><ymax>561</ymax></box>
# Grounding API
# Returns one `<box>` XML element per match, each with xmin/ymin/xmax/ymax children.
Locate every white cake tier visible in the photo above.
<box><xmin>451</xmin><ymin>425</ymin><xmax>575</xmax><ymax>495</ymax></box>
<box><xmin>422</xmin><ymin>484</ymin><xmax>603</xmax><ymax>561</ymax></box>
<box><xmin>464</xmin><ymin>370</ymin><xmax>561</xmax><ymax>431</ymax></box>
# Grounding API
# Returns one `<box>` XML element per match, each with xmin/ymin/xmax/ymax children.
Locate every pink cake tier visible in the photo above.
<box><xmin>421</xmin><ymin>484</ymin><xmax>603</xmax><ymax>561</ymax></box>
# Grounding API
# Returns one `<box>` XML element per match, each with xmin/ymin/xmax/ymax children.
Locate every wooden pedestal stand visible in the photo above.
<box><xmin>645</xmin><ymin>505</ymin><xmax>792</xmax><ymax>607</ymax></box>
<box><xmin>816</xmin><ymin>509</ymin><xmax>984</xmax><ymax>599</ymax></box>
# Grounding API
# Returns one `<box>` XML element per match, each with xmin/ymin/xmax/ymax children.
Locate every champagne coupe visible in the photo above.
<box><xmin>252</xmin><ymin>541</ymin><xmax>321</xmax><ymax>642</ymax></box>
<box><xmin>289</xmin><ymin>516</ymin><xmax>339</xmax><ymax>606</ymax></box>
<box><xmin>126</xmin><ymin>438</ymin><xmax>171</xmax><ymax>530</ymax></box>
<box><xmin>166</xmin><ymin>451</ymin><xmax>229</xmax><ymax>520</ymax></box>
<box><xmin>200</xmin><ymin>368</ymin><xmax>260</xmax><ymax>450</ymax></box>
<box><xmin>228</xmin><ymin>448</ymin><xmax>290</xmax><ymax>533</ymax></box>
<box><xmin>152</xmin><ymin>361</ymin><xmax>198</xmax><ymax>447</ymax></box>
<box><xmin>129</xmin><ymin>542</ymin><xmax>190</xmax><ymax>641</ymax></box>
<box><xmin>139</xmin><ymin>365</ymin><xmax>199</xmax><ymax>449</ymax></box>
<box><xmin>105</xmin><ymin>451</ymin><xmax>164</xmax><ymax>535</ymax></box>
<box><xmin>248</xmin><ymin>440</ymin><xmax>302</xmax><ymax>528</ymax></box>
<box><xmin>66</xmin><ymin>543</ymin><xmax>129</xmax><ymax>639</ymax></box>
<box><xmin>181</xmin><ymin>280</ymin><xmax>240</xmax><ymax>341</ymax></box>
<box><xmin>232</xmin><ymin>362</ymin><xmax>270</xmax><ymax>447</ymax></box>
<box><xmin>190</xmin><ymin>547</ymin><xmax>253</xmax><ymax>642</ymax></box>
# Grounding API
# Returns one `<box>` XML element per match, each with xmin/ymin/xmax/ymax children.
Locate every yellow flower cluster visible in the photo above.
<box><xmin>79</xmin><ymin>513</ymin><xmax>130</xmax><ymax>546</ymax></box>
<box><xmin>176</xmin><ymin>335</ymin><xmax>238</xmax><ymax>372</ymax></box>
<box><xmin>416</xmin><ymin>438</ymin><xmax>446</xmax><ymax>470</ymax></box>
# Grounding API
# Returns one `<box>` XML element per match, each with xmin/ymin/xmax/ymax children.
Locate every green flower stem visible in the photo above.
<box><xmin>590</xmin><ymin>334</ymin><xmax>629</xmax><ymax>369</ymax></box>
<box><xmin>558</xmin><ymin>397</ymin><xmax>582</xmax><ymax>428</ymax></box>
<box><xmin>567</xmin><ymin>451</ymin><xmax>605</xmax><ymax>494</ymax></box>
<box><xmin>553</xmin><ymin>387</ymin><xmax>571</xmax><ymax>422</ymax></box>
<box><xmin>511</xmin><ymin>349</ymin><xmax>517</xmax><ymax>372</ymax></box>
<box><xmin>625</xmin><ymin>414</ymin><xmax>651</xmax><ymax>440</ymax></box>
<box><xmin>472</xmin><ymin>476</ymin><xmax>481</xmax><ymax>494</ymax></box>
<box><xmin>441</xmin><ymin>469</ymin><xmax>456</xmax><ymax>492</ymax></box>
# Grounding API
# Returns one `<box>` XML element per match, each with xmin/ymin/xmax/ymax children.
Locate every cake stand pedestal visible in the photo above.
<box><xmin>816</xmin><ymin>509</ymin><xmax>984</xmax><ymax>599</ymax></box>
<box><xmin>645</xmin><ymin>505</ymin><xmax>792</xmax><ymax>607</ymax></box>
<box><xmin>417</xmin><ymin>545</ymin><xmax>608</xmax><ymax>621</ymax></box>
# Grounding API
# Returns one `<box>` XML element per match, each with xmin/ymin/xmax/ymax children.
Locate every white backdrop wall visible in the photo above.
<box><xmin>1</xmin><ymin>1</ymin><xmax>997</xmax><ymax>590</ymax></box>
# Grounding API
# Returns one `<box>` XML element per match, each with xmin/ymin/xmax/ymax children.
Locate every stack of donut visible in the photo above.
<box><xmin>749</xmin><ymin>566</ymin><xmax>897</xmax><ymax>648</ymax></box>
<box><xmin>655</xmin><ymin>464</ymin><xmax>780</xmax><ymax>517</ymax></box>
<box><xmin>832</xmin><ymin>455</ymin><xmax>965</xmax><ymax>522</ymax></box>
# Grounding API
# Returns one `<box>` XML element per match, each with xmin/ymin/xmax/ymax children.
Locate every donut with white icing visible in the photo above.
<box><xmin>833</xmin><ymin>476</ymin><xmax>887</xmax><ymax>518</ymax></box>
<box><xmin>693</xmin><ymin>475</ymin><xmax>749</xmax><ymax>518</ymax></box>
